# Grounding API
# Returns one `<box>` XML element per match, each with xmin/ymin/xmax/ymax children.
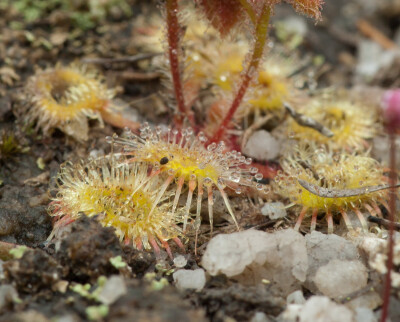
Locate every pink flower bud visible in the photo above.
<box><xmin>382</xmin><ymin>89</ymin><xmax>400</xmax><ymax>130</ymax></box>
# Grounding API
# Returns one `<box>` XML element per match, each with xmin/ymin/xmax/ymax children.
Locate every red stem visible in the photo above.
<box><xmin>165</xmin><ymin>0</ymin><xmax>195</xmax><ymax>129</ymax></box>
<box><xmin>381</xmin><ymin>131</ymin><xmax>396</xmax><ymax>322</ymax></box>
<box><xmin>211</xmin><ymin>5</ymin><xmax>271</xmax><ymax>143</ymax></box>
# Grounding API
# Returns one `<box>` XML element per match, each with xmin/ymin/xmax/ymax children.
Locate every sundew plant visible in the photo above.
<box><xmin>162</xmin><ymin>0</ymin><xmax>323</xmax><ymax>139</ymax></box>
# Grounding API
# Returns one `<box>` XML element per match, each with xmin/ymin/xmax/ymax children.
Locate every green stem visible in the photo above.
<box><xmin>237</xmin><ymin>0</ymin><xmax>256</xmax><ymax>25</ymax></box>
<box><xmin>211</xmin><ymin>5</ymin><xmax>271</xmax><ymax>143</ymax></box>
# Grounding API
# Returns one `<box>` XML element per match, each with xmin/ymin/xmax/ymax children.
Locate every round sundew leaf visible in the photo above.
<box><xmin>195</xmin><ymin>0</ymin><xmax>247</xmax><ymax>36</ymax></box>
<box><xmin>285</xmin><ymin>0</ymin><xmax>324</xmax><ymax>20</ymax></box>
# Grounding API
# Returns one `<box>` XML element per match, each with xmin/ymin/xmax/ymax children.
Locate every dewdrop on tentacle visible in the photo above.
<box><xmin>275</xmin><ymin>144</ymin><xmax>390</xmax><ymax>233</ymax></box>
<box><xmin>48</xmin><ymin>156</ymin><xmax>184</xmax><ymax>258</ymax></box>
<box><xmin>22</xmin><ymin>63</ymin><xmax>115</xmax><ymax>141</ymax></box>
<box><xmin>109</xmin><ymin>124</ymin><xmax>266</xmax><ymax>233</ymax></box>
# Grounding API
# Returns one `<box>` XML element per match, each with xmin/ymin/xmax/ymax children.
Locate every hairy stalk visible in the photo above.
<box><xmin>237</xmin><ymin>0</ymin><xmax>256</xmax><ymax>24</ymax></box>
<box><xmin>211</xmin><ymin>5</ymin><xmax>271</xmax><ymax>142</ymax></box>
<box><xmin>165</xmin><ymin>0</ymin><xmax>195</xmax><ymax>128</ymax></box>
<box><xmin>381</xmin><ymin>131</ymin><xmax>397</xmax><ymax>322</ymax></box>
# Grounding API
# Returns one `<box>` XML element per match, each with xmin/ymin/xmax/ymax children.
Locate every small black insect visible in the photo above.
<box><xmin>160</xmin><ymin>156</ymin><xmax>169</xmax><ymax>165</ymax></box>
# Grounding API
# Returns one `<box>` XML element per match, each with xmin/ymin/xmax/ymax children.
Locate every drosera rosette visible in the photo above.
<box><xmin>182</xmin><ymin>40</ymin><xmax>249</xmax><ymax>141</ymax></box>
<box><xmin>236</xmin><ymin>47</ymin><xmax>308</xmax><ymax>123</ymax></box>
<box><xmin>21</xmin><ymin>63</ymin><xmax>139</xmax><ymax>142</ymax></box>
<box><xmin>193</xmin><ymin>41</ymin><xmax>308</xmax><ymax>142</ymax></box>
<box><xmin>109</xmin><ymin>123</ymin><xmax>268</xmax><ymax>234</ymax></box>
<box><xmin>274</xmin><ymin>143</ymin><xmax>390</xmax><ymax>234</ymax></box>
<box><xmin>183</xmin><ymin>40</ymin><xmax>249</xmax><ymax>114</ymax></box>
<box><xmin>191</xmin><ymin>41</ymin><xmax>311</xmax><ymax>146</ymax></box>
<box><xmin>21</xmin><ymin>63</ymin><xmax>113</xmax><ymax>141</ymax></box>
<box><xmin>48</xmin><ymin>155</ymin><xmax>184</xmax><ymax>258</ymax></box>
<box><xmin>196</xmin><ymin>41</ymin><xmax>306</xmax><ymax>119</ymax></box>
<box><xmin>199</xmin><ymin>41</ymin><xmax>249</xmax><ymax>93</ymax></box>
<box><xmin>286</xmin><ymin>90</ymin><xmax>379</xmax><ymax>151</ymax></box>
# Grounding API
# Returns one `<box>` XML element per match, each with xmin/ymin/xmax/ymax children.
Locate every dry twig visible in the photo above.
<box><xmin>284</xmin><ymin>103</ymin><xmax>334</xmax><ymax>138</ymax></box>
<box><xmin>298</xmin><ymin>179</ymin><xmax>400</xmax><ymax>198</ymax></box>
<box><xmin>82</xmin><ymin>53</ymin><xmax>162</xmax><ymax>64</ymax></box>
<box><xmin>357</xmin><ymin>19</ymin><xmax>398</xmax><ymax>50</ymax></box>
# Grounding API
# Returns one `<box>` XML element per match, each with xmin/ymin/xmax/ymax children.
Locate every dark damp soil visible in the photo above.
<box><xmin>0</xmin><ymin>0</ymin><xmax>399</xmax><ymax>321</ymax></box>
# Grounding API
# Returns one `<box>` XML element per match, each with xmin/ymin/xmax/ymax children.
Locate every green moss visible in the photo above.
<box><xmin>9</xmin><ymin>245</ymin><xmax>29</xmax><ymax>259</ymax></box>
<box><xmin>5</xmin><ymin>0</ymin><xmax>132</xmax><ymax>30</ymax></box>
<box><xmin>109</xmin><ymin>255</ymin><xmax>127</xmax><ymax>269</ymax></box>
<box><xmin>86</xmin><ymin>304</ymin><xmax>109</xmax><ymax>321</ymax></box>
<box><xmin>0</xmin><ymin>131</ymin><xmax>23</xmax><ymax>160</ymax></box>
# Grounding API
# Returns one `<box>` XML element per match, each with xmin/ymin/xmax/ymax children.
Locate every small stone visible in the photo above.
<box><xmin>314</xmin><ymin>259</ymin><xmax>368</xmax><ymax>299</ymax></box>
<box><xmin>55</xmin><ymin>315</ymin><xmax>81</xmax><ymax>322</ymax></box>
<box><xmin>97</xmin><ymin>275</ymin><xmax>127</xmax><ymax>305</ymax></box>
<box><xmin>356</xmin><ymin>40</ymin><xmax>399</xmax><ymax>80</ymax></box>
<box><xmin>0</xmin><ymin>284</ymin><xmax>18</xmax><ymax>310</ymax></box>
<box><xmin>346</xmin><ymin>291</ymin><xmax>382</xmax><ymax>311</ymax></box>
<box><xmin>173</xmin><ymin>269</ymin><xmax>206</xmax><ymax>291</ymax></box>
<box><xmin>251</xmin><ymin>312</ymin><xmax>270</xmax><ymax>322</ymax></box>
<box><xmin>202</xmin><ymin>230</ymin><xmax>272</xmax><ymax>277</ymax></box>
<box><xmin>29</xmin><ymin>193</ymin><xmax>49</xmax><ymax>207</ymax></box>
<box><xmin>368</xmin><ymin>236</ymin><xmax>400</xmax><ymax>288</ymax></box>
<box><xmin>50</xmin><ymin>32</ymin><xmax>68</xmax><ymax>46</ymax></box>
<box><xmin>243</xmin><ymin>130</ymin><xmax>281</xmax><ymax>161</ymax></box>
<box><xmin>299</xmin><ymin>296</ymin><xmax>354</xmax><ymax>322</ymax></box>
<box><xmin>287</xmin><ymin>290</ymin><xmax>306</xmax><ymax>305</ymax></box>
<box><xmin>261</xmin><ymin>202</ymin><xmax>287</xmax><ymax>220</ymax></box>
<box><xmin>355</xmin><ymin>307</ymin><xmax>377</xmax><ymax>322</ymax></box>
<box><xmin>52</xmin><ymin>280</ymin><xmax>69</xmax><ymax>293</ymax></box>
<box><xmin>12</xmin><ymin>310</ymin><xmax>50</xmax><ymax>322</ymax></box>
<box><xmin>280</xmin><ymin>304</ymin><xmax>303</xmax><ymax>322</ymax></box>
<box><xmin>202</xmin><ymin>229</ymin><xmax>308</xmax><ymax>296</ymax></box>
<box><xmin>280</xmin><ymin>16</ymin><xmax>308</xmax><ymax>37</ymax></box>
<box><xmin>358</xmin><ymin>237</ymin><xmax>386</xmax><ymax>261</ymax></box>
<box><xmin>305</xmin><ymin>231</ymin><xmax>359</xmax><ymax>292</ymax></box>
<box><xmin>173</xmin><ymin>255</ymin><xmax>187</xmax><ymax>268</ymax></box>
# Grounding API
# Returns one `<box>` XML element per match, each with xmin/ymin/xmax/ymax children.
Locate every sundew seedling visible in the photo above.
<box><xmin>275</xmin><ymin>144</ymin><xmax>390</xmax><ymax>233</ymax></box>
<box><xmin>48</xmin><ymin>156</ymin><xmax>183</xmax><ymax>258</ymax></box>
<box><xmin>287</xmin><ymin>93</ymin><xmax>378</xmax><ymax>150</ymax></box>
<box><xmin>22</xmin><ymin>63</ymin><xmax>115</xmax><ymax>141</ymax></box>
<box><xmin>109</xmin><ymin>123</ymin><xmax>267</xmax><ymax>234</ymax></box>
